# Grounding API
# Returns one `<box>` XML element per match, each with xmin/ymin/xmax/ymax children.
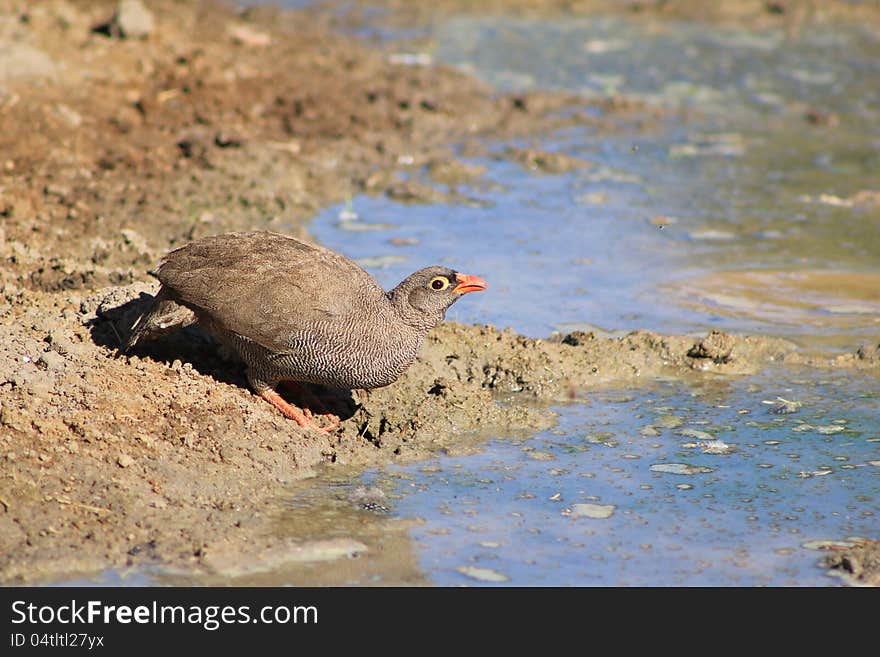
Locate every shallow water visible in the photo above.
<box><xmin>273</xmin><ymin>366</ymin><xmax>879</xmax><ymax>586</ymax></box>
<box><xmin>371</xmin><ymin>368</ymin><xmax>879</xmax><ymax>585</ymax></box>
<box><xmin>307</xmin><ymin>14</ymin><xmax>880</xmax><ymax>350</ymax></box>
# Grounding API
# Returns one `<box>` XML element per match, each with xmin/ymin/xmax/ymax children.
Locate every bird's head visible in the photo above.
<box><xmin>388</xmin><ymin>266</ymin><xmax>487</xmax><ymax>330</ymax></box>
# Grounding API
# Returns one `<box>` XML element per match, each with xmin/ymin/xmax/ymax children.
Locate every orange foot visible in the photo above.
<box><xmin>280</xmin><ymin>381</ymin><xmax>341</xmax><ymax>430</ymax></box>
<box><xmin>260</xmin><ymin>389</ymin><xmax>339</xmax><ymax>434</ymax></box>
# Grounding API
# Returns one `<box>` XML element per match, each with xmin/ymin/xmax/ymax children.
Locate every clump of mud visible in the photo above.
<box><xmin>822</xmin><ymin>540</ymin><xmax>880</xmax><ymax>587</ymax></box>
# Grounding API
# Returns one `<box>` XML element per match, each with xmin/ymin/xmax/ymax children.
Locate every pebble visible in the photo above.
<box><xmin>456</xmin><ymin>566</ymin><xmax>509</xmax><ymax>583</ymax></box>
<box><xmin>0</xmin><ymin>43</ymin><xmax>57</xmax><ymax>80</ymax></box>
<box><xmin>37</xmin><ymin>350</ymin><xmax>66</xmax><ymax>371</ymax></box>
<box><xmin>768</xmin><ymin>397</ymin><xmax>801</xmax><ymax>414</ymax></box>
<box><xmin>120</xmin><ymin>228</ymin><xmax>150</xmax><ymax>254</ymax></box>
<box><xmin>11</xmin><ymin>368</ymin><xmax>54</xmax><ymax>400</ymax></box>
<box><xmin>569</xmin><ymin>503</ymin><xmax>615</xmax><ymax>519</ymax></box>
<box><xmin>678</xmin><ymin>428</ymin><xmax>715</xmax><ymax>441</ymax></box>
<box><xmin>1</xmin><ymin>406</ymin><xmax>30</xmax><ymax>432</ymax></box>
<box><xmin>54</xmin><ymin>104</ymin><xmax>82</xmax><ymax>128</ymax></box>
<box><xmin>650</xmin><ymin>463</ymin><xmax>714</xmax><ymax>475</ymax></box>
<box><xmin>117</xmin><ymin>454</ymin><xmax>135</xmax><ymax>468</ymax></box>
<box><xmin>228</xmin><ymin>24</ymin><xmax>272</xmax><ymax>47</ymax></box>
<box><xmin>504</xmin><ymin>147</ymin><xmax>593</xmax><ymax>174</ymax></box>
<box><xmin>116</xmin><ymin>0</ymin><xmax>155</xmax><ymax>39</ymax></box>
<box><xmin>655</xmin><ymin>415</ymin><xmax>684</xmax><ymax>429</ymax></box>
<box><xmin>792</xmin><ymin>424</ymin><xmax>845</xmax><ymax>435</ymax></box>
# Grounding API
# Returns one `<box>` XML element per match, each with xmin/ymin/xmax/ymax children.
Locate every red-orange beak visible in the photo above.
<box><xmin>452</xmin><ymin>273</ymin><xmax>488</xmax><ymax>295</ymax></box>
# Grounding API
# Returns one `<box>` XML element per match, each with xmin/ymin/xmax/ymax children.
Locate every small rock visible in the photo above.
<box><xmin>820</xmin><ymin>538</ymin><xmax>880</xmax><ymax>587</ymax></box>
<box><xmin>120</xmin><ymin>228</ymin><xmax>151</xmax><ymax>256</ymax></box>
<box><xmin>815</xmin><ymin>425</ymin><xmax>846</xmax><ymax>435</ymax></box>
<box><xmin>425</xmin><ymin>159</ymin><xmax>486</xmax><ymax>186</ymax></box>
<box><xmin>504</xmin><ymin>147</ymin><xmax>593</xmax><ymax>174</ymax></box>
<box><xmin>767</xmin><ymin>397</ymin><xmax>802</xmax><ymax>414</ymax></box>
<box><xmin>79</xmin><ymin>282</ymin><xmax>155</xmax><ymax>323</ymax></box>
<box><xmin>650</xmin><ymin>463</ymin><xmax>714</xmax><ymax>475</ymax></box>
<box><xmin>457</xmin><ymin>566</ymin><xmax>509</xmax><ymax>583</ymax></box>
<box><xmin>36</xmin><ymin>350</ymin><xmax>65</xmax><ymax>371</ymax></box>
<box><xmin>117</xmin><ymin>454</ymin><xmax>135</xmax><ymax>468</ymax></box>
<box><xmin>569</xmin><ymin>503</ymin><xmax>615</xmax><ymax>519</ymax></box>
<box><xmin>54</xmin><ymin>104</ymin><xmax>82</xmax><ymax>128</ymax></box>
<box><xmin>792</xmin><ymin>424</ymin><xmax>845</xmax><ymax>435</ymax></box>
<box><xmin>1</xmin><ymin>406</ymin><xmax>30</xmax><ymax>433</ymax></box>
<box><xmin>228</xmin><ymin>24</ymin><xmax>271</xmax><ymax>47</ymax></box>
<box><xmin>804</xmin><ymin>108</ymin><xmax>838</xmax><ymax>127</ymax></box>
<box><xmin>687</xmin><ymin>330</ymin><xmax>736</xmax><ymax>364</ymax></box>
<box><xmin>0</xmin><ymin>44</ymin><xmax>57</xmax><ymax>80</ymax></box>
<box><xmin>856</xmin><ymin>343</ymin><xmax>880</xmax><ymax>362</ymax></box>
<box><xmin>44</xmin><ymin>183</ymin><xmax>71</xmax><ymax>201</ymax></box>
<box><xmin>115</xmin><ymin>0</ymin><xmax>155</xmax><ymax>38</ymax></box>
<box><xmin>678</xmin><ymin>428</ymin><xmax>715</xmax><ymax>441</ymax></box>
<box><xmin>561</xmin><ymin>330</ymin><xmax>595</xmax><ymax>347</ymax></box>
<box><xmin>385</xmin><ymin>180</ymin><xmax>448</xmax><ymax>204</ymax></box>
<box><xmin>655</xmin><ymin>415</ymin><xmax>684</xmax><ymax>429</ymax></box>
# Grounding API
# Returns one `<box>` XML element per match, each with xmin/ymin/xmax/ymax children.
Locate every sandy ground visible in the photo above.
<box><xmin>0</xmin><ymin>0</ymin><xmax>878</xmax><ymax>584</ymax></box>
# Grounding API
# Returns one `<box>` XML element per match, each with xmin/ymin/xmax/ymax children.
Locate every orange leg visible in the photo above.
<box><xmin>260</xmin><ymin>388</ymin><xmax>338</xmax><ymax>434</ymax></box>
<box><xmin>279</xmin><ymin>381</ymin><xmax>341</xmax><ymax>430</ymax></box>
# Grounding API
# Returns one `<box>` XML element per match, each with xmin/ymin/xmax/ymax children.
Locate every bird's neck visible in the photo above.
<box><xmin>386</xmin><ymin>288</ymin><xmax>444</xmax><ymax>331</ymax></box>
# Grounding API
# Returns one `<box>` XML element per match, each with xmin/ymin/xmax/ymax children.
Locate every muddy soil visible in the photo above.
<box><xmin>822</xmin><ymin>539</ymin><xmax>880</xmax><ymax>587</ymax></box>
<box><xmin>0</xmin><ymin>0</ymin><xmax>878</xmax><ymax>584</ymax></box>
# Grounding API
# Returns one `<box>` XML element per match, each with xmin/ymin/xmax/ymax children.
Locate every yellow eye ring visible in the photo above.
<box><xmin>429</xmin><ymin>276</ymin><xmax>450</xmax><ymax>291</ymax></box>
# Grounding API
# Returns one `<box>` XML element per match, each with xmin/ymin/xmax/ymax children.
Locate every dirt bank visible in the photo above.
<box><xmin>0</xmin><ymin>0</ymin><xmax>877</xmax><ymax>584</ymax></box>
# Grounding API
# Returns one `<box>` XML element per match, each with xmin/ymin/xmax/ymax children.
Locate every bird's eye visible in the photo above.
<box><xmin>429</xmin><ymin>276</ymin><xmax>450</xmax><ymax>291</ymax></box>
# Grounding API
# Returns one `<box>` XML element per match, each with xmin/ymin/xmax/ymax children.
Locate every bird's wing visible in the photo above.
<box><xmin>157</xmin><ymin>231</ymin><xmax>385</xmax><ymax>353</ymax></box>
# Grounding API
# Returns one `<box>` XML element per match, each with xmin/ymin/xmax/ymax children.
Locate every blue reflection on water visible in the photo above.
<box><xmin>363</xmin><ymin>369</ymin><xmax>878</xmax><ymax>586</ymax></box>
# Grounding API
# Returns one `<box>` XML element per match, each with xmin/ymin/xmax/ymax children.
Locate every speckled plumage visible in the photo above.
<box><xmin>126</xmin><ymin>230</ymin><xmax>486</xmax><ymax>431</ymax></box>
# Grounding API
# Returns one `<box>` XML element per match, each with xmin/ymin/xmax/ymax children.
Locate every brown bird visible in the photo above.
<box><xmin>125</xmin><ymin>230</ymin><xmax>487</xmax><ymax>433</ymax></box>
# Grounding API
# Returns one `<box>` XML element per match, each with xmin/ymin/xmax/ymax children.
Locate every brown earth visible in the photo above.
<box><xmin>822</xmin><ymin>539</ymin><xmax>880</xmax><ymax>587</ymax></box>
<box><xmin>0</xmin><ymin>0</ymin><xmax>878</xmax><ymax>584</ymax></box>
